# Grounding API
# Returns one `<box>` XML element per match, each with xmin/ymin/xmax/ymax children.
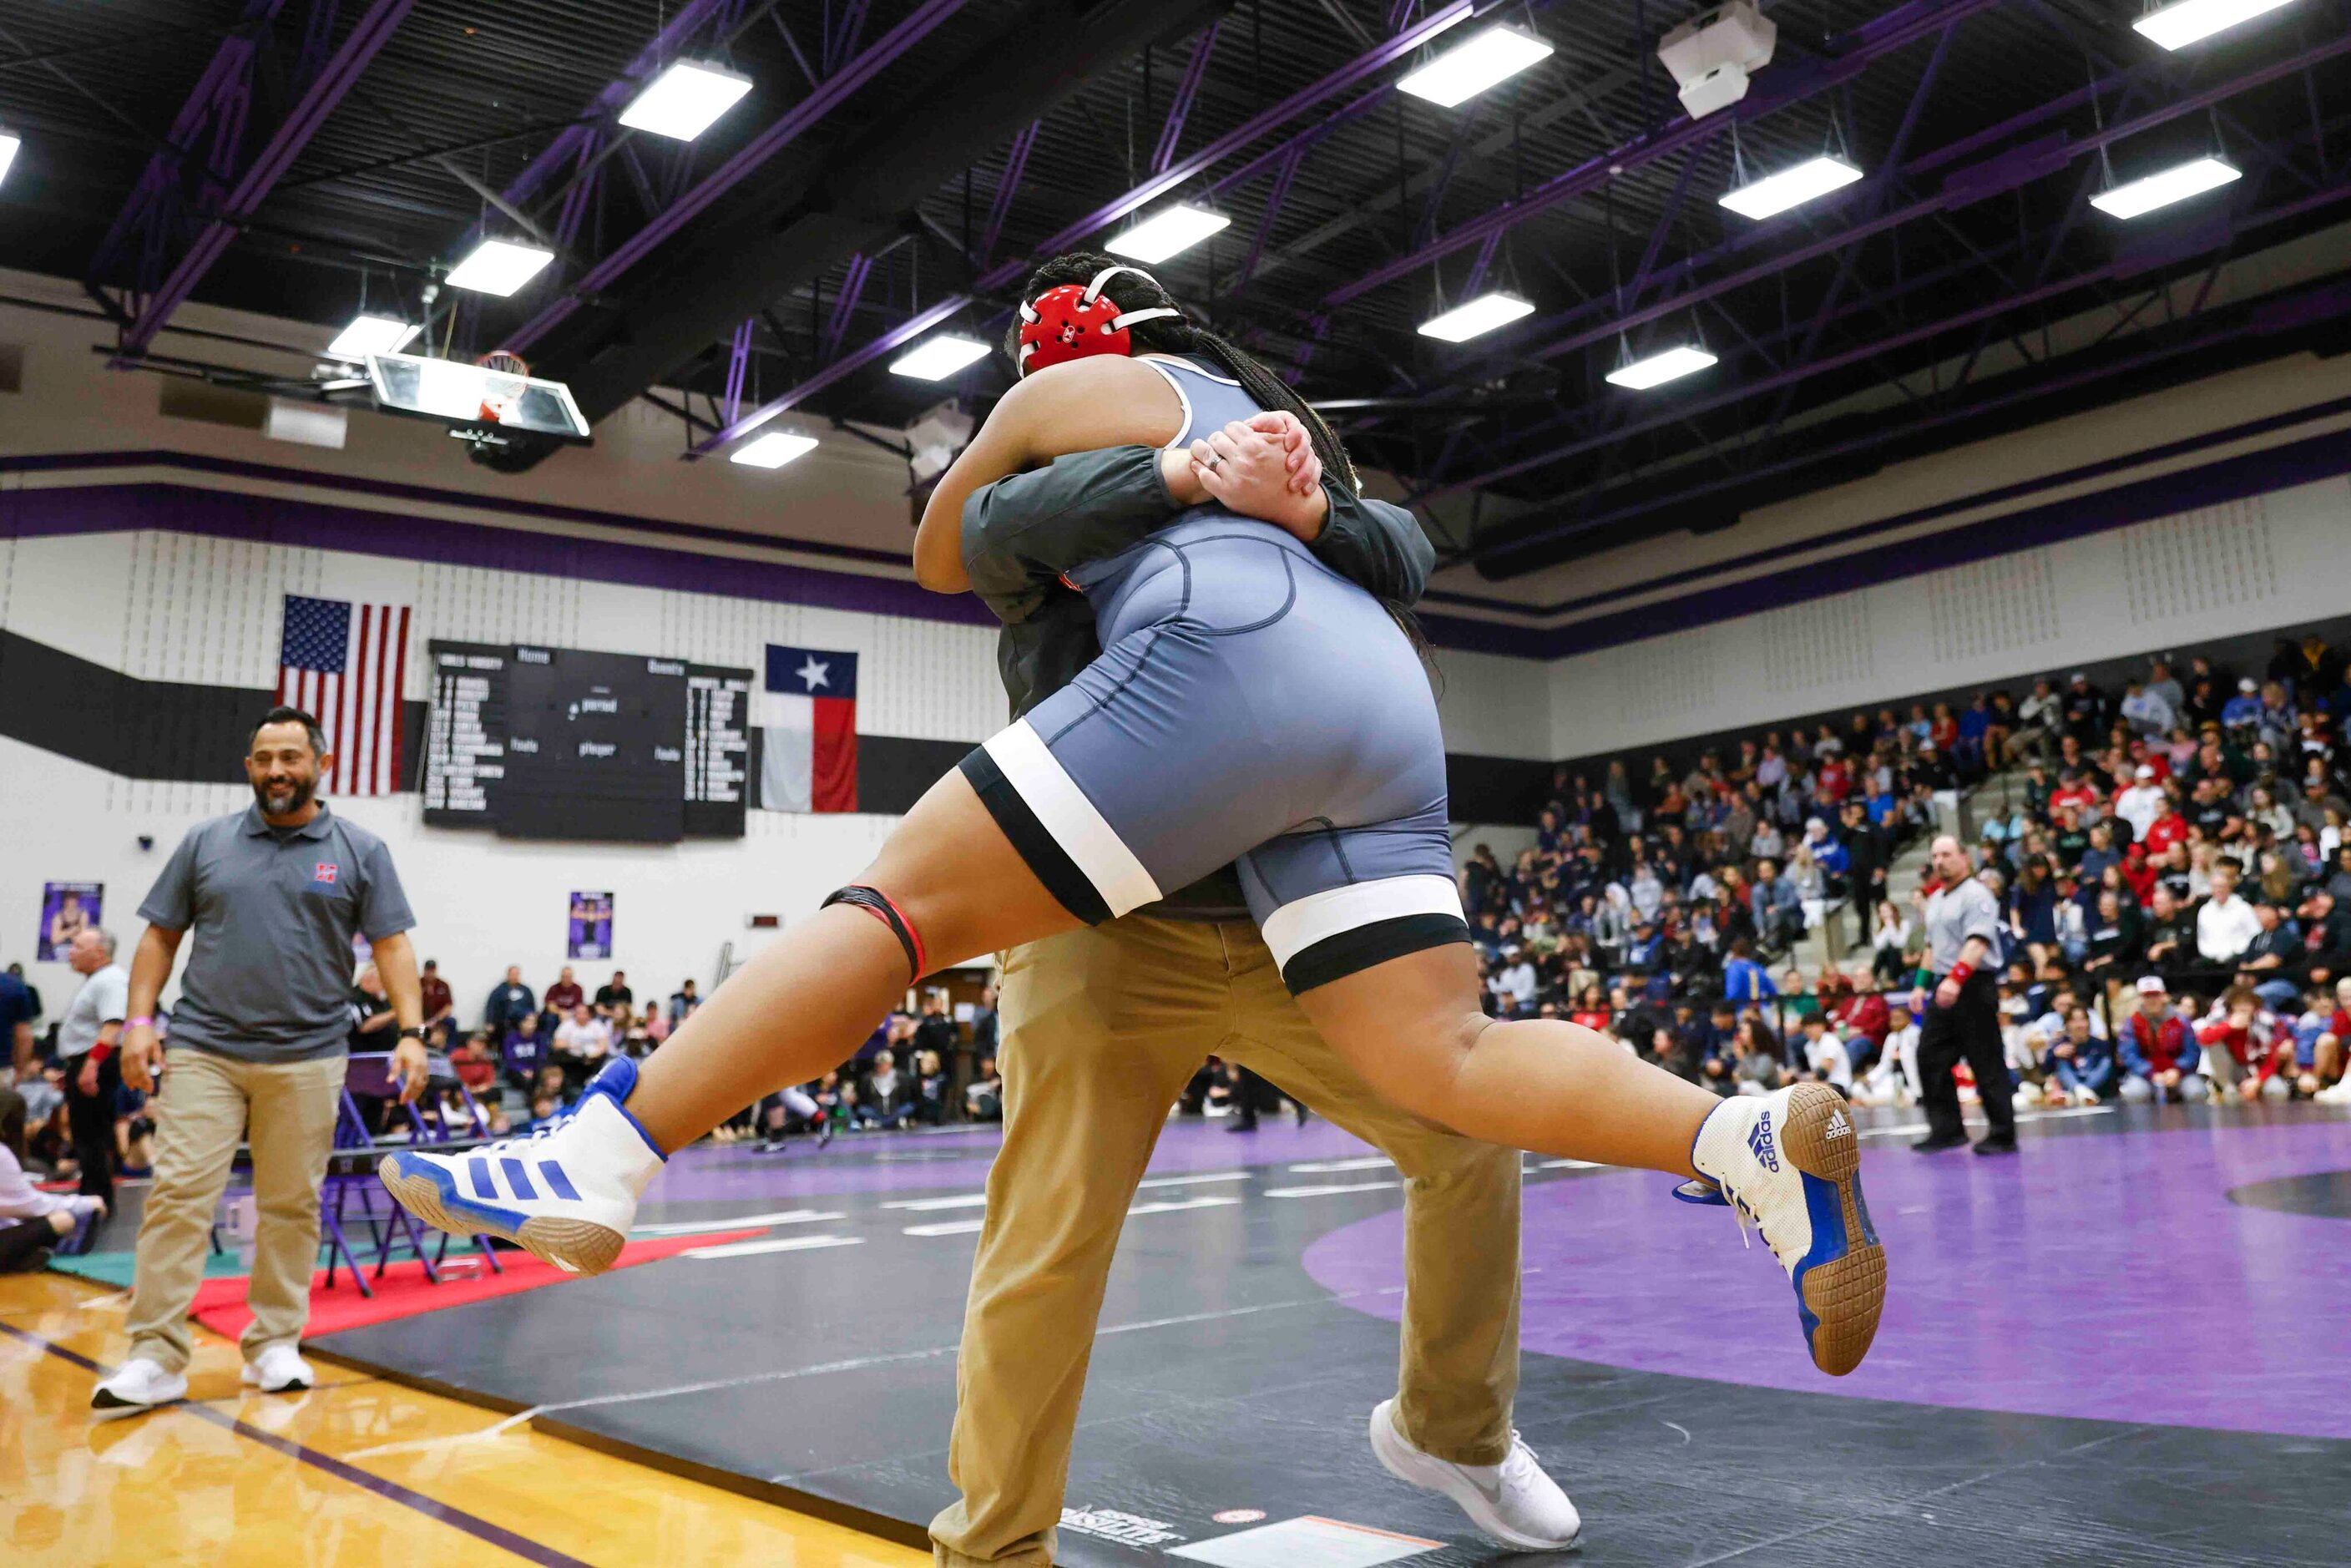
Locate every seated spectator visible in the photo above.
<box><xmin>483</xmin><ymin>965</ymin><xmax>536</xmax><ymax>1035</ymax></box>
<box><xmin>450</xmin><ymin>1031</ymin><xmax>498</xmax><ymax>1098</ymax></box>
<box><xmin>670</xmin><ymin>979</ymin><xmax>702</xmax><ymax>1023</ymax></box>
<box><xmin>1797</xmin><ymin>1014</ymin><xmax>1853</xmax><ymax>1096</ymax></box>
<box><xmin>1730</xmin><ymin>1016</ymin><xmax>1788</xmax><ymax>1098</ymax></box>
<box><xmin>2197</xmin><ymin>987</ymin><xmax>2290</xmax><ymax>1104</ymax></box>
<box><xmin>2041</xmin><ymin>1006</ymin><xmax>2116</xmax><ymax>1106</ymax></box>
<box><xmin>966</xmin><ymin>1055</ymin><xmax>1004</xmax><ymax>1121</ymax></box>
<box><xmin>1856</xmin><ymin>1004</ymin><xmax>1921</xmax><ymax>1107</ymax></box>
<box><xmin>1720</xmin><ymin>938</ymin><xmax>1775</xmax><ymax>1002</ymax></box>
<box><xmin>856</xmin><ymin>1049</ymin><xmax>918</xmax><ymax>1130</ymax></box>
<box><xmin>551</xmin><ymin>1003</ymin><xmax>610</xmax><ymax>1088</ymax></box>
<box><xmin>2117</xmin><ymin>976</ymin><xmax>2207</xmax><ymax>1102</ymax></box>
<box><xmin>3</xmin><ymin>1085</ymin><xmax>107</xmax><ymax>1267</ymax></box>
<box><xmin>502</xmin><ymin>1012</ymin><xmax>547</xmax><ymax>1090</ymax></box>
<box><xmin>2197</xmin><ymin>862</ymin><xmax>2263</xmax><ymax>967</ymax></box>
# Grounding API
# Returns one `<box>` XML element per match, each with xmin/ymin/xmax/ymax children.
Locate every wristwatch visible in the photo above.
<box><xmin>397</xmin><ymin>1025</ymin><xmax>426</xmax><ymax>1042</ymax></box>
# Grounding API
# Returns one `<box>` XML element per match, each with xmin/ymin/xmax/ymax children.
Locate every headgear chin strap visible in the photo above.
<box><xmin>1016</xmin><ymin>263</ymin><xmax>1183</xmax><ymax>375</ymax></box>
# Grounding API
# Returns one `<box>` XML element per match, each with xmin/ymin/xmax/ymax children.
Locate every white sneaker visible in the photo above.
<box><xmin>90</xmin><ymin>1356</ymin><xmax>189</xmax><ymax>1421</ymax></box>
<box><xmin>2314</xmin><ymin>1080</ymin><xmax>2351</xmax><ymax>1105</ymax></box>
<box><xmin>379</xmin><ymin>1057</ymin><xmax>665</xmax><ymax>1276</ymax></box>
<box><xmin>1686</xmin><ymin>1083</ymin><xmax>1887</xmax><ymax>1377</ymax></box>
<box><xmin>1366</xmin><ymin>1399</ymin><xmax>1580</xmax><ymax>1552</ymax></box>
<box><xmin>242</xmin><ymin>1343</ymin><xmax>313</xmax><ymax>1393</ymax></box>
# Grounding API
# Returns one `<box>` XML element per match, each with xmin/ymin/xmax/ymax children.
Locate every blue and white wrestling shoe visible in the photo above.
<box><xmin>1679</xmin><ymin>1083</ymin><xmax>1886</xmax><ymax>1377</ymax></box>
<box><xmin>378</xmin><ymin>1057</ymin><xmax>665</xmax><ymax>1276</ymax></box>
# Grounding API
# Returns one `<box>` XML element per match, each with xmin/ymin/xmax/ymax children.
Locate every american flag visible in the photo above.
<box><xmin>277</xmin><ymin>594</ymin><xmax>412</xmax><ymax>796</ymax></box>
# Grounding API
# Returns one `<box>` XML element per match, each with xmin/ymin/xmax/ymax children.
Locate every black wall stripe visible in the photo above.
<box><xmin>0</xmin><ymin>629</ymin><xmax>1546</xmax><ymax>822</ymax></box>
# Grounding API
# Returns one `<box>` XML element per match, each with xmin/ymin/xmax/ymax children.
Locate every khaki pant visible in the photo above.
<box><xmin>929</xmin><ymin>917</ymin><xmax>1521</xmax><ymax>1567</ymax></box>
<box><xmin>125</xmin><ymin>1048</ymin><xmax>346</xmax><ymax>1373</ymax></box>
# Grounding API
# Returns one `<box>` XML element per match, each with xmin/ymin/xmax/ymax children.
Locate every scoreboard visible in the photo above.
<box><xmin>422</xmin><ymin>640</ymin><xmax>751</xmax><ymax>842</ymax></box>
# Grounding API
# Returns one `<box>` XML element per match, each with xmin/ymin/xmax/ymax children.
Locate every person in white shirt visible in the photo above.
<box><xmin>1494</xmin><ymin>951</ymin><xmax>1537</xmax><ymax>1014</ymax></box>
<box><xmin>2118</xmin><ymin>680</ymin><xmax>2175</xmax><ymax>739</ymax></box>
<box><xmin>1797</xmin><ymin>1015</ymin><xmax>1853</xmax><ymax>1092</ymax></box>
<box><xmin>1856</xmin><ymin>1005</ymin><xmax>1923</xmax><ymax>1106</ymax></box>
<box><xmin>2</xmin><ymin>1085</ymin><xmax>106</xmax><ymax>1269</ymax></box>
<box><xmin>2196</xmin><ymin>864</ymin><xmax>2264</xmax><ymax>966</ymax></box>
<box><xmin>553</xmin><ymin>1003</ymin><xmax>611</xmax><ymax>1069</ymax></box>
<box><xmin>2114</xmin><ymin>766</ymin><xmax>2166</xmax><ymax>842</ymax></box>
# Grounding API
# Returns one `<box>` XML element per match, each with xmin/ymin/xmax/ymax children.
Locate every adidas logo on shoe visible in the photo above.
<box><xmin>1747</xmin><ymin>1111</ymin><xmax>1781</xmax><ymax>1172</ymax></box>
<box><xmin>1823</xmin><ymin>1110</ymin><xmax>1852</xmax><ymax>1141</ymax></box>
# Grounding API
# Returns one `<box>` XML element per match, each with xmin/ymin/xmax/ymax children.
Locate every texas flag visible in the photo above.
<box><xmin>759</xmin><ymin>645</ymin><xmax>858</xmax><ymax>812</ymax></box>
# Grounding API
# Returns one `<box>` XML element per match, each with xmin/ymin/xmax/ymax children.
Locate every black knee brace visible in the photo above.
<box><xmin>822</xmin><ymin>885</ymin><xmax>928</xmax><ymax>979</ymax></box>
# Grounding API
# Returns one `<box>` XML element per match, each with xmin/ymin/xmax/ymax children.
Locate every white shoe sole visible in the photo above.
<box><xmin>1366</xmin><ymin>1402</ymin><xmax>1581</xmax><ymax>1552</ymax></box>
<box><xmin>379</xmin><ymin>1155</ymin><xmax>627</xmax><ymax>1276</ymax></box>
<box><xmin>90</xmin><ymin>1385</ymin><xmax>188</xmax><ymax>1422</ymax></box>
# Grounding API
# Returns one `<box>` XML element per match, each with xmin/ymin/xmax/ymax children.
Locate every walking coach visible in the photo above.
<box><xmin>91</xmin><ymin>706</ymin><xmax>426</xmax><ymax>1418</ymax></box>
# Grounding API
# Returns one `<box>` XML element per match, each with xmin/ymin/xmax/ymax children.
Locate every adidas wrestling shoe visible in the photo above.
<box><xmin>379</xmin><ymin>1057</ymin><xmax>665</xmax><ymax>1277</ymax></box>
<box><xmin>1678</xmin><ymin>1084</ymin><xmax>1886</xmax><ymax>1377</ymax></box>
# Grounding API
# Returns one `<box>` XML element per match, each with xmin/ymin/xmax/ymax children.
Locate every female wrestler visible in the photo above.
<box><xmin>384</xmin><ymin>255</ymin><xmax>1885</xmax><ymax>1377</ymax></box>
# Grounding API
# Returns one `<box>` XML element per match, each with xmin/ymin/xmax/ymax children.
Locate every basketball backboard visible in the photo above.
<box><xmin>366</xmin><ymin>351</ymin><xmax>592</xmax><ymax>446</ymax></box>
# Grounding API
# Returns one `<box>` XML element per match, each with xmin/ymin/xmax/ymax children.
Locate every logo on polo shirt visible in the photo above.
<box><xmin>312</xmin><ymin>862</ymin><xmax>341</xmax><ymax>888</ymax></box>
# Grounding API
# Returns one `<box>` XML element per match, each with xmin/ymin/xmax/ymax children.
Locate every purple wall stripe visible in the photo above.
<box><xmin>0</xmin><ymin>1320</ymin><xmax>595</xmax><ymax>1568</ymax></box>
<box><xmin>1424</xmin><ymin>392</ymin><xmax>2351</xmax><ymax>623</ymax></box>
<box><xmin>1511</xmin><ymin>419</ymin><xmax>2351</xmax><ymax>661</ymax></box>
<box><xmin>6</xmin><ymin>391</ymin><xmax>2344</xmax><ymax>665</ymax></box>
<box><xmin>0</xmin><ymin>474</ymin><xmax>996</xmax><ymax>630</ymax></box>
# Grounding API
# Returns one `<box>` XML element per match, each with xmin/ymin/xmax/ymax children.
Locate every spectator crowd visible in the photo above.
<box><xmin>1457</xmin><ymin>632</ymin><xmax>2351</xmax><ymax>1111</ymax></box>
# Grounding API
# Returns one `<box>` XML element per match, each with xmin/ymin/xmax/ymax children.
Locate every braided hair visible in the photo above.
<box><xmin>1007</xmin><ymin>251</ymin><xmax>1360</xmax><ymax>497</ymax></box>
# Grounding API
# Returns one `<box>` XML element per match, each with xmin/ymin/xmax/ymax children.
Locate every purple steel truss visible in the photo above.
<box><xmin>88</xmin><ymin>0</ymin><xmax>293</xmax><ymax>293</ymax></box>
<box><xmin>1428</xmin><ymin>120</ymin><xmax>2351</xmax><ymax>508</ymax></box>
<box><xmin>1152</xmin><ymin>24</ymin><xmax>1222</xmax><ymax>175</ymax></box>
<box><xmin>693</xmin><ymin>0</ymin><xmax>1477</xmax><ymax>453</ymax></box>
<box><xmin>114</xmin><ymin>0</ymin><xmax>416</xmax><ymax>359</ymax></box>
<box><xmin>979</xmin><ymin>120</ymin><xmax>1043</xmax><ymax>267</ymax></box>
<box><xmin>505</xmin><ymin>0</ymin><xmax>970</xmax><ymax>356</ymax></box>
<box><xmin>1323</xmin><ymin>0</ymin><xmax>2006</xmax><ymax>311</ymax></box>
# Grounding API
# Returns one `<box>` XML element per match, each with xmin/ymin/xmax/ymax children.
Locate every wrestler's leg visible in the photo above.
<box><xmin>1293</xmin><ymin>941</ymin><xmax>1885</xmax><ymax>1377</ymax></box>
<box><xmin>620</xmin><ymin>768</ymin><xmax>1079</xmax><ymax>1151</ymax></box>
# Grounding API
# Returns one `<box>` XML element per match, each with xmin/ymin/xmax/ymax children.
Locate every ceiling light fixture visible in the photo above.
<box><xmin>1720</xmin><ymin>154</ymin><xmax>1864</xmax><ymax>219</ymax></box>
<box><xmin>731</xmin><ymin>431</ymin><xmax>818</xmax><ymax>468</ymax></box>
<box><xmin>888</xmin><ymin>335</ymin><xmax>992</xmax><ymax>381</ymax></box>
<box><xmin>0</xmin><ymin>129</ymin><xmax>20</xmax><ymax>190</ymax></box>
<box><xmin>1105</xmin><ymin>205</ymin><xmax>1231</xmax><ymax>264</ymax></box>
<box><xmin>618</xmin><ymin>59</ymin><xmax>754</xmax><ymax>141</ymax></box>
<box><xmin>1605</xmin><ymin>344</ymin><xmax>1718</xmax><ymax>390</ymax></box>
<box><xmin>1418</xmin><ymin>291</ymin><xmax>1537</xmax><ymax>342</ymax></box>
<box><xmin>2089</xmin><ymin>155</ymin><xmax>2242</xmax><ymax>218</ymax></box>
<box><xmin>1398</xmin><ymin>23</ymin><xmax>1553</xmax><ymax>109</ymax></box>
<box><xmin>445</xmin><ymin>238</ymin><xmax>556</xmax><ymax>296</ymax></box>
<box><xmin>2132</xmin><ymin>0</ymin><xmax>2297</xmax><ymax>50</ymax></box>
<box><xmin>326</xmin><ymin>314</ymin><xmax>421</xmax><ymax>361</ymax></box>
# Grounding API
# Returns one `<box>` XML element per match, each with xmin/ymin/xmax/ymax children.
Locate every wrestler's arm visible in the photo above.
<box><xmin>962</xmin><ymin>418</ymin><xmax>1430</xmax><ymax>618</ymax></box>
<box><xmin>912</xmin><ymin>357</ymin><xmax>1182</xmax><ymax>593</ymax></box>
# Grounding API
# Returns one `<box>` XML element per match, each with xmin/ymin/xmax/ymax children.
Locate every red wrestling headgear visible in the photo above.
<box><xmin>1015</xmin><ymin>264</ymin><xmax>1183</xmax><ymax>375</ymax></box>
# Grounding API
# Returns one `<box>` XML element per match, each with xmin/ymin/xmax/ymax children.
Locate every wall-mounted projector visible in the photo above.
<box><xmin>907</xmin><ymin>400</ymin><xmax>975</xmax><ymax>488</ymax></box>
<box><xmin>1657</xmin><ymin>1</ymin><xmax>1776</xmax><ymax>120</ymax></box>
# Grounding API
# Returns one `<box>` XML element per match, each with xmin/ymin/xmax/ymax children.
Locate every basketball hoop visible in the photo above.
<box><xmin>474</xmin><ymin>348</ymin><xmax>531</xmax><ymax>426</ymax></box>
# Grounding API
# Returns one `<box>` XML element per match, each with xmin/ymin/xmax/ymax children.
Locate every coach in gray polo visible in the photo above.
<box><xmin>92</xmin><ymin>706</ymin><xmax>427</xmax><ymax>1418</ymax></box>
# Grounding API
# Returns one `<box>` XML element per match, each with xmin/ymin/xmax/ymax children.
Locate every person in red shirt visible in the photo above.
<box><xmin>2142</xmin><ymin>799</ymin><xmax>2189</xmax><ymax>858</ymax></box>
<box><xmin>2119</xmin><ymin>842</ymin><xmax>2158</xmax><ymax>903</ymax></box>
<box><xmin>1828</xmin><ymin>971</ymin><xmax>1891</xmax><ymax>1067</ymax></box>
<box><xmin>2050</xmin><ymin>771</ymin><xmax>2101</xmax><ymax>817</ymax></box>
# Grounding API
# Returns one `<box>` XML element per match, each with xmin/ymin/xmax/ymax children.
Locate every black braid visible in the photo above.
<box><xmin>1009</xmin><ymin>251</ymin><xmax>1360</xmax><ymax>497</ymax></box>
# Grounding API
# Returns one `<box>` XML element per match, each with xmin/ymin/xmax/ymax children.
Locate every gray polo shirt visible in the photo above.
<box><xmin>139</xmin><ymin>804</ymin><xmax>415</xmax><ymax>1064</ymax></box>
<box><xmin>1924</xmin><ymin>875</ymin><xmax>2001</xmax><ymax>976</ymax></box>
<box><xmin>58</xmin><ymin>964</ymin><xmax>129</xmax><ymax>1060</ymax></box>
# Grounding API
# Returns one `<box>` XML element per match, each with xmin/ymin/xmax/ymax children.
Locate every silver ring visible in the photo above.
<box><xmin>1201</xmin><ymin>451</ymin><xmax>1222</xmax><ymax>469</ymax></box>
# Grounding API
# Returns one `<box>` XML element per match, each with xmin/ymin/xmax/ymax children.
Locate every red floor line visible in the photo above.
<box><xmin>1</xmin><ymin>1318</ymin><xmax>593</xmax><ymax>1568</ymax></box>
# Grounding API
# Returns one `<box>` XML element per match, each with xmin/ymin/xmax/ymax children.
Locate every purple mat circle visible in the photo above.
<box><xmin>1302</xmin><ymin>1118</ymin><xmax>2351</xmax><ymax>1441</ymax></box>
